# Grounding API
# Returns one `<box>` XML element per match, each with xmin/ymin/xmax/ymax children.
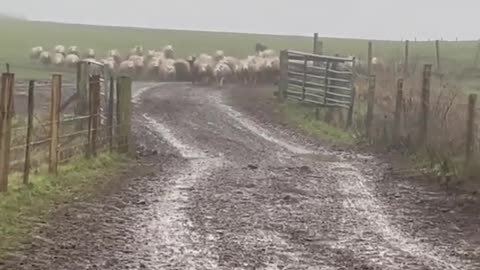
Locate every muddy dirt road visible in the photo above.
<box><xmin>7</xmin><ymin>83</ymin><xmax>480</xmax><ymax>269</ymax></box>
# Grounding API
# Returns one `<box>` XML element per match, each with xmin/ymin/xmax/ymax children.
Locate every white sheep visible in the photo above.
<box><xmin>65</xmin><ymin>54</ymin><xmax>80</xmax><ymax>68</ymax></box>
<box><xmin>30</xmin><ymin>46</ymin><xmax>43</xmax><ymax>60</ymax></box>
<box><xmin>67</xmin><ymin>46</ymin><xmax>79</xmax><ymax>56</ymax></box>
<box><xmin>101</xmin><ymin>57</ymin><xmax>116</xmax><ymax>72</ymax></box>
<box><xmin>130</xmin><ymin>45</ymin><xmax>144</xmax><ymax>56</ymax></box>
<box><xmin>213</xmin><ymin>62</ymin><xmax>233</xmax><ymax>87</ymax></box>
<box><xmin>162</xmin><ymin>45</ymin><xmax>175</xmax><ymax>59</ymax></box>
<box><xmin>214</xmin><ymin>50</ymin><xmax>225</xmax><ymax>62</ymax></box>
<box><xmin>161</xmin><ymin>59</ymin><xmax>176</xmax><ymax>81</ymax></box>
<box><xmin>39</xmin><ymin>51</ymin><xmax>51</xmax><ymax>65</ymax></box>
<box><xmin>259</xmin><ymin>49</ymin><xmax>276</xmax><ymax>58</ymax></box>
<box><xmin>119</xmin><ymin>60</ymin><xmax>135</xmax><ymax>76</ymax></box>
<box><xmin>52</xmin><ymin>53</ymin><xmax>64</xmax><ymax>66</ymax></box>
<box><xmin>85</xmin><ymin>48</ymin><xmax>96</xmax><ymax>59</ymax></box>
<box><xmin>54</xmin><ymin>45</ymin><xmax>66</xmax><ymax>55</ymax></box>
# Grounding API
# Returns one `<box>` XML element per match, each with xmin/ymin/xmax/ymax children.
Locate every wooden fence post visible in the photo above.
<box><xmin>88</xmin><ymin>75</ymin><xmax>101</xmax><ymax>157</ymax></box>
<box><xmin>0</xmin><ymin>73</ymin><xmax>14</xmax><ymax>192</ymax></box>
<box><xmin>5</xmin><ymin>63</ymin><xmax>10</xmax><ymax>73</ymax></box>
<box><xmin>435</xmin><ymin>40</ymin><xmax>441</xmax><ymax>73</ymax></box>
<box><xmin>404</xmin><ymin>40</ymin><xmax>409</xmax><ymax>77</ymax></box>
<box><xmin>313</xmin><ymin>33</ymin><xmax>318</xmax><ymax>54</ymax></box>
<box><xmin>108</xmin><ymin>76</ymin><xmax>115</xmax><ymax>151</ymax></box>
<box><xmin>23</xmin><ymin>80</ymin><xmax>34</xmax><ymax>185</ymax></box>
<box><xmin>419</xmin><ymin>64</ymin><xmax>432</xmax><ymax>145</ymax></box>
<box><xmin>116</xmin><ymin>76</ymin><xmax>132</xmax><ymax>154</ymax></box>
<box><xmin>278</xmin><ymin>50</ymin><xmax>288</xmax><ymax>101</ymax></box>
<box><xmin>392</xmin><ymin>78</ymin><xmax>404</xmax><ymax>143</ymax></box>
<box><xmin>465</xmin><ymin>94</ymin><xmax>477</xmax><ymax>168</ymax></box>
<box><xmin>75</xmin><ymin>61</ymin><xmax>88</xmax><ymax>130</ymax></box>
<box><xmin>49</xmin><ymin>74</ymin><xmax>62</xmax><ymax>175</ymax></box>
<box><xmin>346</xmin><ymin>86</ymin><xmax>356</xmax><ymax>129</ymax></box>
<box><xmin>367</xmin><ymin>41</ymin><xmax>373</xmax><ymax>79</ymax></box>
<box><xmin>365</xmin><ymin>75</ymin><xmax>376</xmax><ymax>138</ymax></box>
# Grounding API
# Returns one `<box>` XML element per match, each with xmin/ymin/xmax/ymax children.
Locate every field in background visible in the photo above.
<box><xmin>2</xmin><ymin>17</ymin><xmax>480</xmax><ymax>84</ymax></box>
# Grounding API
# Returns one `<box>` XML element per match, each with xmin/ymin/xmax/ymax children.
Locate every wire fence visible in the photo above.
<box><xmin>0</xmin><ymin>69</ymin><xmax>132</xmax><ymax>192</ymax></box>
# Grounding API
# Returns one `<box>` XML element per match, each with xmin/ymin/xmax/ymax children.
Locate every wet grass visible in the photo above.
<box><xmin>1</xmin><ymin>17</ymin><xmax>479</xmax><ymax>80</ymax></box>
<box><xmin>0</xmin><ymin>153</ymin><xmax>126</xmax><ymax>259</ymax></box>
<box><xmin>278</xmin><ymin>101</ymin><xmax>355</xmax><ymax>145</ymax></box>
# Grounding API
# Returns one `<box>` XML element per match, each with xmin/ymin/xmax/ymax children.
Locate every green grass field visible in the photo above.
<box><xmin>1</xmin><ymin>16</ymin><xmax>480</xmax><ymax>80</ymax></box>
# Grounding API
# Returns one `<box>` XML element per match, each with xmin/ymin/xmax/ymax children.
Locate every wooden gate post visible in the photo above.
<box><xmin>116</xmin><ymin>76</ymin><xmax>132</xmax><ymax>154</ymax></box>
<box><xmin>23</xmin><ymin>80</ymin><xmax>35</xmax><ymax>185</ymax></box>
<box><xmin>465</xmin><ymin>94</ymin><xmax>477</xmax><ymax>168</ymax></box>
<box><xmin>365</xmin><ymin>75</ymin><xmax>376</xmax><ymax>138</ymax></box>
<box><xmin>49</xmin><ymin>74</ymin><xmax>62</xmax><ymax>175</ymax></box>
<box><xmin>0</xmin><ymin>73</ymin><xmax>14</xmax><ymax>192</ymax></box>
<box><xmin>419</xmin><ymin>64</ymin><xmax>432</xmax><ymax>146</ymax></box>
<box><xmin>278</xmin><ymin>50</ymin><xmax>288</xmax><ymax>101</ymax></box>
<box><xmin>346</xmin><ymin>86</ymin><xmax>356</xmax><ymax>129</ymax></box>
<box><xmin>75</xmin><ymin>61</ymin><xmax>88</xmax><ymax>130</ymax></box>
<box><xmin>392</xmin><ymin>78</ymin><xmax>404</xmax><ymax>143</ymax></box>
<box><xmin>87</xmin><ymin>75</ymin><xmax>101</xmax><ymax>157</ymax></box>
<box><xmin>107</xmin><ymin>76</ymin><xmax>115</xmax><ymax>151</ymax></box>
<box><xmin>313</xmin><ymin>33</ymin><xmax>318</xmax><ymax>54</ymax></box>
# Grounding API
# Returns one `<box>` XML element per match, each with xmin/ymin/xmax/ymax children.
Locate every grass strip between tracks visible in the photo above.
<box><xmin>0</xmin><ymin>153</ymin><xmax>126</xmax><ymax>260</ymax></box>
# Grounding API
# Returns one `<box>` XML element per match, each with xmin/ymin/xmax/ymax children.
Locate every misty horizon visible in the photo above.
<box><xmin>2</xmin><ymin>0</ymin><xmax>480</xmax><ymax>41</ymax></box>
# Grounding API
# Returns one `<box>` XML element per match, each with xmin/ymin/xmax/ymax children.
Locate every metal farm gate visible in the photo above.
<box><xmin>278</xmin><ymin>50</ymin><xmax>356</xmax><ymax>125</ymax></box>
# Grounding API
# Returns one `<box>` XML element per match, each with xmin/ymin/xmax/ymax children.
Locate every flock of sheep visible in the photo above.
<box><xmin>29</xmin><ymin>45</ymin><xmax>280</xmax><ymax>86</ymax></box>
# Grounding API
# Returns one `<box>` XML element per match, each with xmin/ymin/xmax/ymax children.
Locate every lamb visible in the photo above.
<box><xmin>101</xmin><ymin>57</ymin><xmax>116</xmax><ymax>73</ymax></box>
<box><xmin>191</xmin><ymin>54</ymin><xmax>215</xmax><ymax>84</ymax></box>
<box><xmin>54</xmin><ymin>45</ymin><xmax>66</xmax><ymax>55</ymax></box>
<box><xmin>65</xmin><ymin>54</ymin><xmax>80</xmax><ymax>68</ymax></box>
<box><xmin>107</xmin><ymin>49</ymin><xmax>122</xmax><ymax>65</ymax></box>
<box><xmin>39</xmin><ymin>51</ymin><xmax>51</xmax><ymax>65</ymax></box>
<box><xmin>162</xmin><ymin>45</ymin><xmax>175</xmax><ymax>59</ymax></box>
<box><xmin>145</xmin><ymin>57</ymin><xmax>162</xmax><ymax>80</ymax></box>
<box><xmin>30</xmin><ymin>46</ymin><xmax>43</xmax><ymax>60</ymax></box>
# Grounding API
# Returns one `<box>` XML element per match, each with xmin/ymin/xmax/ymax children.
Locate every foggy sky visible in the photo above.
<box><xmin>3</xmin><ymin>0</ymin><xmax>479</xmax><ymax>40</ymax></box>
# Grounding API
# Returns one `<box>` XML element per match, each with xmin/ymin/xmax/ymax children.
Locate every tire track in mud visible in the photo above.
<box><xmin>211</xmin><ymin>91</ymin><xmax>472</xmax><ymax>269</ymax></box>
<box><xmin>132</xmin><ymin>110</ymin><xmax>223</xmax><ymax>269</ymax></box>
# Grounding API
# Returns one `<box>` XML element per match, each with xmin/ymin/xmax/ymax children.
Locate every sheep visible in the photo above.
<box><xmin>214</xmin><ymin>50</ymin><xmax>225</xmax><ymax>62</ymax></box>
<box><xmin>101</xmin><ymin>57</ymin><xmax>116</xmax><ymax>73</ymax></box>
<box><xmin>191</xmin><ymin>54</ymin><xmax>215</xmax><ymax>84</ymax></box>
<box><xmin>237</xmin><ymin>60</ymin><xmax>250</xmax><ymax>85</ymax></box>
<box><xmin>255</xmin><ymin>43</ymin><xmax>268</xmax><ymax>54</ymax></box>
<box><xmin>213</xmin><ymin>62</ymin><xmax>233</xmax><ymax>87</ymax></box>
<box><xmin>145</xmin><ymin>57</ymin><xmax>162</xmax><ymax>80</ymax></box>
<box><xmin>30</xmin><ymin>46</ymin><xmax>43</xmax><ymax>60</ymax></box>
<box><xmin>39</xmin><ymin>51</ymin><xmax>51</xmax><ymax>65</ymax></box>
<box><xmin>85</xmin><ymin>48</ymin><xmax>95</xmax><ymax>59</ymax></box>
<box><xmin>162</xmin><ymin>45</ymin><xmax>175</xmax><ymax>59</ymax></box>
<box><xmin>54</xmin><ymin>45</ymin><xmax>66</xmax><ymax>55</ymax></box>
<box><xmin>221</xmin><ymin>56</ymin><xmax>241</xmax><ymax>80</ymax></box>
<box><xmin>129</xmin><ymin>55</ymin><xmax>144</xmax><ymax>75</ymax></box>
<box><xmin>264</xmin><ymin>57</ymin><xmax>280</xmax><ymax>83</ymax></box>
<box><xmin>129</xmin><ymin>45</ymin><xmax>144</xmax><ymax>56</ymax></box>
<box><xmin>173</xmin><ymin>59</ymin><xmax>191</xmax><ymax>81</ymax></box>
<box><xmin>52</xmin><ymin>53</ymin><xmax>65</xmax><ymax>66</ymax></box>
<box><xmin>65</xmin><ymin>54</ymin><xmax>80</xmax><ymax>68</ymax></box>
<box><xmin>67</xmin><ymin>46</ymin><xmax>79</xmax><ymax>56</ymax></box>
<box><xmin>107</xmin><ymin>49</ymin><xmax>122</xmax><ymax>65</ymax></box>
<box><xmin>159</xmin><ymin>59</ymin><xmax>176</xmax><ymax>81</ymax></box>
<box><xmin>259</xmin><ymin>49</ymin><xmax>276</xmax><ymax>58</ymax></box>
<box><xmin>118</xmin><ymin>60</ymin><xmax>135</xmax><ymax>76</ymax></box>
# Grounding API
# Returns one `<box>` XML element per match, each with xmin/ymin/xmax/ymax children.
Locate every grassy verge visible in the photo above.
<box><xmin>0</xmin><ymin>153</ymin><xmax>126</xmax><ymax>258</ymax></box>
<box><xmin>277</xmin><ymin>101</ymin><xmax>355</xmax><ymax>145</ymax></box>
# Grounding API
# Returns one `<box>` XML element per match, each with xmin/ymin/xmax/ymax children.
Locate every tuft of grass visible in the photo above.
<box><xmin>278</xmin><ymin>101</ymin><xmax>355</xmax><ymax>145</ymax></box>
<box><xmin>0</xmin><ymin>153</ymin><xmax>126</xmax><ymax>258</ymax></box>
